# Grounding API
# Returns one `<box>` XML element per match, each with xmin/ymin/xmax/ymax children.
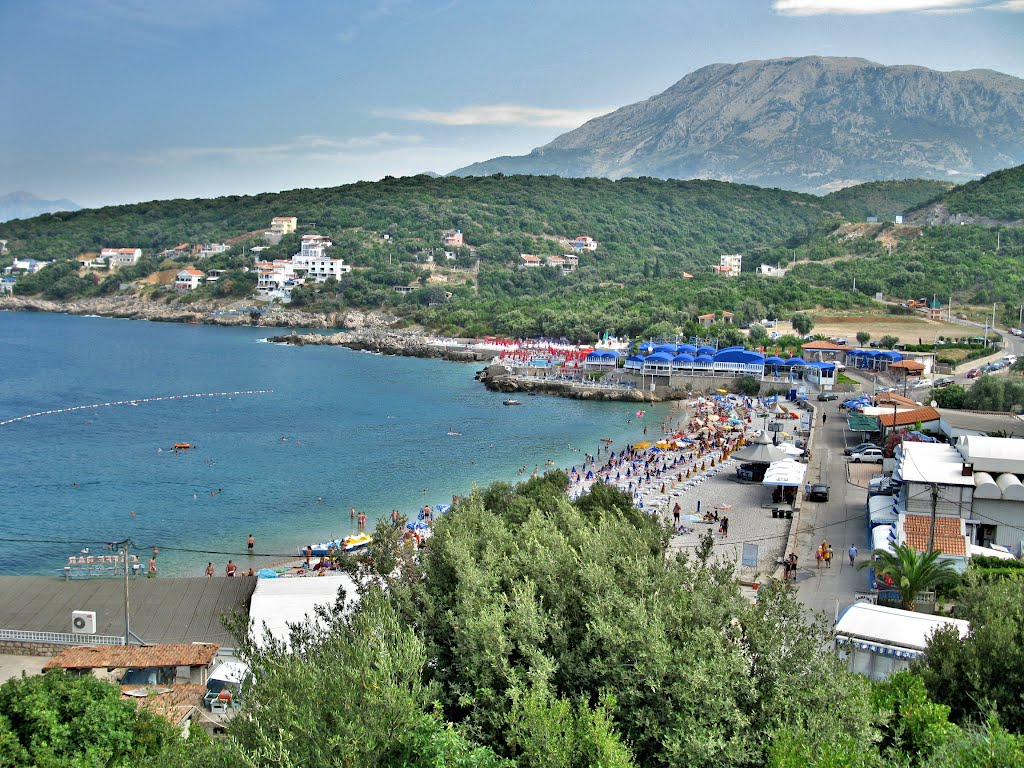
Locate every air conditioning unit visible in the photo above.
<box><xmin>71</xmin><ymin>610</ymin><xmax>96</xmax><ymax>634</ymax></box>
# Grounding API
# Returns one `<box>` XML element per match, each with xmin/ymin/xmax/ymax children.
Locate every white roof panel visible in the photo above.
<box><xmin>835</xmin><ymin>603</ymin><xmax>969</xmax><ymax>651</ymax></box>
<box><xmin>249</xmin><ymin>573</ymin><xmax>356</xmax><ymax>649</ymax></box>
<box><xmin>897</xmin><ymin>443</ymin><xmax>972</xmax><ymax>486</ymax></box>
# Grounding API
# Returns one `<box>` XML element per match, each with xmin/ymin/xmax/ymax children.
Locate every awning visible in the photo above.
<box><xmin>835</xmin><ymin>636</ymin><xmax>923</xmax><ymax>659</ymax></box>
<box><xmin>761</xmin><ymin>459</ymin><xmax>807</xmax><ymax>487</ymax></box>
<box><xmin>847</xmin><ymin>414</ymin><xmax>882</xmax><ymax>432</ymax></box>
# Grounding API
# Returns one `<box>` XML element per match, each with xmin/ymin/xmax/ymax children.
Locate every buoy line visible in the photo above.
<box><xmin>0</xmin><ymin>390</ymin><xmax>274</xmax><ymax>427</ymax></box>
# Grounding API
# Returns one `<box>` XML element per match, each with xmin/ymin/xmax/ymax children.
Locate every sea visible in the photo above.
<box><xmin>0</xmin><ymin>312</ymin><xmax>665</xmax><ymax>577</ymax></box>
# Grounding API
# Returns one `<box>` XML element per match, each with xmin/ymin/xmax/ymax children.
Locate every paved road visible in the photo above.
<box><xmin>793</xmin><ymin>400</ymin><xmax>874</xmax><ymax>620</ymax></box>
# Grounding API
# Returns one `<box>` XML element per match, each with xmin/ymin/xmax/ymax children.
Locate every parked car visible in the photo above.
<box><xmin>967</xmin><ymin>368</ymin><xmax>982</xmax><ymax>379</ymax></box>
<box><xmin>932</xmin><ymin>378</ymin><xmax>955</xmax><ymax>388</ymax></box>
<box><xmin>834</xmin><ymin>363</ymin><xmax>846</xmax><ymax>372</ymax></box>
<box><xmin>817</xmin><ymin>392</ymin><xmax>839</xmax><ymax>401</ymax></box>
<box><xmin>807</xmin><ymin>483</ymin><xmax>830</xmax><ymax>502</ymax></box>
<box><xmin>850</xmin><ymin>448</ymin><xmax>884</xmax><ymax>463</ymax></box>
<box><xmin>844</xmin><ymin>442</ymin><xmax>880</xmax><ymax>456</ymax></box>
<box><xmin>912</xmin><ymin>378</ymin><xmax>933</xmax><ymax>388</ymax></box>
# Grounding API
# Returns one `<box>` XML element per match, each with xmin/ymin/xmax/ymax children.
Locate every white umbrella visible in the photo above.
<box><xmin>761</xmin><ymin>459</ymin><xmax>807</xmax><ymax>487</ymax></box>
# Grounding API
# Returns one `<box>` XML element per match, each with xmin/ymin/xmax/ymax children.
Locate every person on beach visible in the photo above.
<box><xmin>305</xmin><ymin>545</ymin><xmax>313</xmax><ymax>568</ymax></box>
<box><xmin>205</xmin><ymin>562</ymin><xmax>215</xmax><ymax>577</ymax></box>
<box><xmin>247</xmin><ymin>534</ymin><xmax>255</xmax><ymax>553</ymax></box>
<box><xmin>148</xmin><ymin>557</ymin><xmax>157</xmax><ymax>578</ymax></box>
<box><xmin>672</xmin><ymin>502</ymin><xmax>681</xmax><ymax>526</ymax></box>
<box><xmin>357</xmin><ymin>511</ymin><xmax>366</xmax><ymax>530</ymax></box>
<box><xmin>246</xmin><ymin>568</ymin><xmax>255</xmax><ymax>576</ymax></box>
<box><xmin>226</xmin><ymin>560</ymin><xmax>237</xmax><ymax>577</ymax></box>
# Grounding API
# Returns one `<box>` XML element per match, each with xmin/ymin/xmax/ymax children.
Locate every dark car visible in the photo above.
<box><xmin>816</xmin><ymin>392</ymin><xmax>839</xmax><ymax>401</ymax></box>
<box><xmin>932</xmin><ymin>378</ymin><xmax>955</xmax><ymax>388</ymax></box>
<box><xmin>807</xmin><ymin>484</ymin><xmax>830</xmax><ymax>502</ymax></box>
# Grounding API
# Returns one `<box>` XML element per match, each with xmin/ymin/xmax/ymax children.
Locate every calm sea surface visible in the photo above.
<box><xmin>0</xmin><ymin>312</ymin><xmax>663</xmax><ymax>576</ymax></box>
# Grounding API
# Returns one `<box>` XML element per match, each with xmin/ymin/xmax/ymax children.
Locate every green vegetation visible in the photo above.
<box><xmin>823</xmin><ymin>179</ymin><xmax>955</xmax><ymax>221</ymax></box>
<box><xmin>857</xmin><ymin>543</ymin><xmax>959</xmax><ymax>611</ymax></box>
<box><xmin>933</xmin><ymin>164</ymin><xmax>1024</xmax><ymax>221</ymax></box>
<box><xmin>4</xmin><ymin>477</ymin><xmax>1024</xmax><ymax>767</ymax></box>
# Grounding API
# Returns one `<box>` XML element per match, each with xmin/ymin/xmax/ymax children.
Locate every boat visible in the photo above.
<box><xmin>173</xmin><ymin>443</ymin><xmax>191</xmax><ymax>450</ymax></box>
<box><xmin>502</xmin><ymin>399</ymin><xmax>523</xmax><ymax>406</ymax></box>
<box><xmin>447</xmin><ymin>427</ymin><xmax>462</xmax><ymax>436</ymax></box>
<box><xmin>298</xmin><ymin>533</ymin><xmax>373</xmax><ymax>557</ymax></box>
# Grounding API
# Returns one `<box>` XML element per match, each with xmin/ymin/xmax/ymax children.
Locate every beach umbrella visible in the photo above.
<box><xmin>634</xmin><ymin>441</ymin><xmax>652</xmax><ymax>450</ymax></box>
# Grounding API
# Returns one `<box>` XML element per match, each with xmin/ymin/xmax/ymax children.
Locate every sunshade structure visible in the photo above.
<box><xmin>847</xmin><ymin>414</ymin><xmax>882</xmax><ymax>433</ymax></box>
<box><xmin>732</xmin><ymin>430</ymin><xmax>790</xmax><ymax>463</ymax></box>
<box><xmin>761</xmin><ymin>459</ymin><xmax>807</xmax><ymax>487</ymax></box>
<box><xmin>769</xmin><ymin>402</ymin><xmax>789</xmax><ymax>417</ymax></box>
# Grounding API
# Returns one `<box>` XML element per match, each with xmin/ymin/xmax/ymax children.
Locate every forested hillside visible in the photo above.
<box><xmin>3</xmin><ymin>171</ymin><xmax>1022</xmax><ymax>338</ymax></box>
<box><xmin>932</xmin><ymin>164</ymin><xmax>1024</xmax><ymax>221</ymax></box>
<box><xmin>823</xmin><ymin>180</ymin><xmax>955</xmax><ymax>221</ymax></box>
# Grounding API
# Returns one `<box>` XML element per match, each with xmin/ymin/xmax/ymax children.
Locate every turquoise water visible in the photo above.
<box><xmin>0</xmin><ymin>312</ymin><xmax>663</xmax><ymax>576</ymax></box>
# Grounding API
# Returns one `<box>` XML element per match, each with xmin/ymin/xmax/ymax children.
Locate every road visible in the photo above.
<box><xmin>792</xmin><ymin>400</ymin><xmax>874</xmax><ymax>620</ymax></box>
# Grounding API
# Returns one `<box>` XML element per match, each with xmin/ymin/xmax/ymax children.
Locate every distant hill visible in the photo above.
<box><xmin>0</xmin><ymin>191</ymin><xmax>80</xmax><ymax>223</ymax></box>
<box><xmin>452</xmin><ymin>57</ymin><xmax>1024</xmax><ymax>194</ymax></box>
<box><xmin>823</xmin><ymin>180</ymin><xmax>956</xmax><ymax>221</ymax></box>
<box><xmin>909</xmin><ymin>164</ymin><xmax>1024</xmax><ymax>225</ymax></box>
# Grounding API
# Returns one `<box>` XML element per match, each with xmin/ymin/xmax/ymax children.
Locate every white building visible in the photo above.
<box><xmin>570</xmin><ymin>236</ymin><xmax>597</xmax><ymax>252</ymax></box>
<box><xmin>520</xmin><ymin>254</ymin><xmax>541</xmax><ymax>268</ymax></box>
<box><xmin>255</xmin><ymin>260</ymin><xmax>300</xmax><ymax>302</ymax></box>
<box><xmin>102</xmin><ymin>248</ymin><xmax>142</xmax><ymax>268</ymax></box>
<box><xmin>758</xmin><ymin>263</ymin><xmax>786</xmax><ymax>278</ymax></box>
<box><xmin>3</xmin><ymin>258</ymin><xmax>51</xmax><ymax>274</ymax></box>
<box><xmin>199</xmin><ymin>243</ymin><xmax>230</xmax><ymax>258</ymax></box>
<box><xmin>292</xmin><ymin>235</ymin><xmax>350</xmax><ymax>283</ymax></box>
<box><xmin>834</xmin><ymin>603</ymin><xmax>969</xmax><ymax>681</ymax></box>
<box><xmin>712</xmin><ymin>253</ymin><xmax>742</xmax><ymax>277</ymax></box>
<box><xmin>1</xmin><ymin>276</ymin><xmax>15</xmax><ymax>294</ymax></box>
<box><xmin>175</xmin><ymin>269</ymin><xmax>205</xmax><ymax>290</ymax></box>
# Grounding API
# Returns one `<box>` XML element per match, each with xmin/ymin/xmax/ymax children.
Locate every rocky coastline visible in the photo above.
<box><xmin>0</xmin><ymin>295</ymin><xmax>395</xmax><ymax>331</ymax></box>
<box><xmin>266</xmin><ymin>330</ymin><xmax>494</xmax><ymax>363</ymax></box>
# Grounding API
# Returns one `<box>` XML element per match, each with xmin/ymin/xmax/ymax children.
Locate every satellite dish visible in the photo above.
<box><xmin>930</xmin><ymin>400</ymin><xmax>937</xmax><ymax>408</ymax></box>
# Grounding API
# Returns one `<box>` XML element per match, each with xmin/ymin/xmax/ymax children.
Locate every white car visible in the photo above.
<box><xmin>912</xmin><ymin>378</ymin><xmax>933</xmax><ymax>388</ymax></box>
<box><xmin>849</xmin><ymin>448</ymin><xmax>884</xmax><ymax>463</ymax></box>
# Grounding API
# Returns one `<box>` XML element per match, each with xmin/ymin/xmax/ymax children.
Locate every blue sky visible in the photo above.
<box><xmin>2</xmin><ymin>0</ymin><xmax>1022</xmax><ymax>207</ymax></box>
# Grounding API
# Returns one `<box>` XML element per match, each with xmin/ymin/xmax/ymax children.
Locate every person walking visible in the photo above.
<box><xmin>672</xmin><ymin>502</ymin><xmax>681</xmax><ymax>527</ymax></box>
<box><xmin>720</xmin><ymin>516</ymin><xmax>729</xmax><ymax>538</ymax></box>
<box><xmin>226</xmin><ymin>560</ymin><xmax>237</xmax><ymax>577</ymax></box>
<box><xmin>147</xmin><ymin>556</ymin><xmax>157</xmax><ymax>578</ymax></box>
<box><xmin>823</xmin><ymin>544</ymin><xmax>833</xmax><ymax>568</ymax></box>
<box><xmin>205</xmin><ymin>562</ymin><xmax>214</xmax><ymax>577</ymax></box>
<box><xmin>822</xmin><ymin>414</ymin><xmax>827</xmax><ymax>424</ymax></box>
<box><xmin>848</xmin><ymin>544</ymin><xmax>858</xmax><ymax>565</ymax></box>
<box><xmin>247</xmin><ymin>534</ymin><xmax>255</xmax><ymax>553</ymax></box>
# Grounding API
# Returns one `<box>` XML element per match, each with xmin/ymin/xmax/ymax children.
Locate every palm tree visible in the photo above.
<box><xmin>857</xmin><ymin>543</ymin><xmax>960</xmax><ymax>611</ymax></box>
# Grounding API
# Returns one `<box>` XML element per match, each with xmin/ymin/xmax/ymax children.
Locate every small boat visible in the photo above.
<box><xmin>173</xmin><ymin>443</ymin><xmax>192</xmax><ymax>450</ymax></box>
<box><xmin>503</xmin><ymin>399</ymin><xmax>523</xmax><ymax>406</ymax></box>
<box><xmin>447</xmin><ymin>426</ymin><xmax>462</xmax><ymax>436</ymax></box>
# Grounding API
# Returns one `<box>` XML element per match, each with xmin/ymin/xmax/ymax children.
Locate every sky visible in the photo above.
<box><xmin>2</xmin><ymin>0</ymin><xmax>1022</xmax><ymax>208</ymax></box>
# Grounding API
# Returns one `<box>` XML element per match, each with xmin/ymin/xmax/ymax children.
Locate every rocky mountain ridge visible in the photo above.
<box><xmin>453</xmin><ymin>56</ymin><xmax>1024</xmax><ymax>194</ymax></box>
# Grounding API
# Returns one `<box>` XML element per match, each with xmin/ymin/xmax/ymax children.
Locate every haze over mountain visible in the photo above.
<box><xmin>0</xmin><ymin>191</ymin><xmax>80</xmax><ymax>223</ymax></box>
<box><xmin>452</xmin><ymin>56</ymin><xmax>1024</xmax><ymax>194</ymax></box>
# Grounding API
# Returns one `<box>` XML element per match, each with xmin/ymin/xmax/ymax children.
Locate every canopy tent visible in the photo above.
<box><xmin>732</xmin><ymin>431</ymin><xmax>790</xmax><ymax>463</ymax></box>
<box><xmin>835</xmin><ymin>603</ymin><xmax>969</xmax><ymax>659</ymax></box>
<box><xmin>761</xmin><ymin>459</ymin><xmax>807</xmax><ymax>487</ymax></box>
<box><xmin>677</xmin><ymin>344</ymin><xmax>697</xmax><ymax>354</ymax></box>
<box><xmin>775</xmin><ymin>441</ymin><xmax>805</xmax><ymax>457</ymax></box>
<box><xmin>672</xmin><ymin>353</ymin><xmax>695</xmax><ymax>364</ymax></box>
<box><xmin>764</xmin><ymin>356</ymin><xmax>786</xmax><ymax>366</ymax></box>
<box><xmin>847</xmin><ymin>414</ymin><xmax>882</xmax><ymax>433</ymax></box>
<box><xmin>697</xmin><ymin>345</ymin><xmax>717</xmax><ymax>355</ymax></box>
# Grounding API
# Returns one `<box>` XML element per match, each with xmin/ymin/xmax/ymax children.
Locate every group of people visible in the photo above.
<box><xmin>212</xmin><ymin>560</ymin><xmax>255</xmax><ymax>577</ymax></box>
<box><xmin>815</xmin><ymin>540</ymin><xmax>834</xmax><ymax>568</ymax></box>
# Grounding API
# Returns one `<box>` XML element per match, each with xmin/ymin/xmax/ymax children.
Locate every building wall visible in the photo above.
<box><xmin>970</xmin><ymin>499</ymin><xmax>1024</xmax><ymax>552</ymax></box>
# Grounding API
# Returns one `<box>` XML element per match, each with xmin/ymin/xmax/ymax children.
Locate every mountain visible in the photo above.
<box><xmin>452</xmin><ymin>57</ymin><xmax>1024</xmax><ymax>194</ymax></box>
<box><xmin>0</xmin><ymin>191</ymin><xmax>80</xmax><ymax>222</ymax></box>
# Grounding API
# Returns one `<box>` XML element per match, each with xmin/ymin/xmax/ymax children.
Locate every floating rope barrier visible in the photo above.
<box><xmin>0</xmin><ymin>390</ymin><xmax>274</xmax><ymax>427</ymax></box>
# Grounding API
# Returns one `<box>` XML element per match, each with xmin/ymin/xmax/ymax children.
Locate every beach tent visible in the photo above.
<box><xmin>761</xmin><ymin>459</ymin><xmax>807</xmax><ymax>487</ymax></box>
<box><xmin>697</xmin><ymin>345</ymin><xmax>717</xmax><ymax>355</ymax></box>
<box><xmin>732</xmin><ymin>431</ymin><xmax>790</xmax><ymax>463</ymax></box>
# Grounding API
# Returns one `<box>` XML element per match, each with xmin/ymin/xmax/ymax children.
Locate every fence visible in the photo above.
<box><xmin>0</xmin><ymin>629</ymin><xmax>125</xmax><ymax>646</ymax></box>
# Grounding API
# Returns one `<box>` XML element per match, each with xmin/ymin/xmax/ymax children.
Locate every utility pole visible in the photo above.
<box><xmin>119</xmin><ymin>539</ymin><xmax>131</xmax><ymax>645</ymax></box>
<box><xmin>928</xmin><ymin>484</ymin><xmax>939</xmax><ymax>553</ymax></box>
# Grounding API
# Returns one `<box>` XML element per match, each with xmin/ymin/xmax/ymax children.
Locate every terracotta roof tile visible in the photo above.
<box><xmin>121</xmin><ymin>683</ymin><xmax>207</xmax><ymax>724</ymax></box>
<box><xmin>879</xmin><ymin>406</ymin><xmax>940</xmax><ymax>428</ymax></box>
<box><xmin>802</xmin><ymin>340</ymin><xmax>846</xmax><ymax>351</ymax></box>
<box><xmin>902</xmin><ymin>513</ymin><xmax>967</xmax><ymax>557</ymax></box>
<box><xmin>44</xmin><ymin>643</ymin><xmax>219</xmax><ymax>670</ymax></box>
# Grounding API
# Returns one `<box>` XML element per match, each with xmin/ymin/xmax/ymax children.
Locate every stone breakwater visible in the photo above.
<box><xmin>0</xmin><ymin>295</ymin><xmax>394</xmax><ymax>331</ymax></box>
<box><xmin>266</xmin><ymin>330</ymin><xmax>494</xmax><ymax>363</ymax></box>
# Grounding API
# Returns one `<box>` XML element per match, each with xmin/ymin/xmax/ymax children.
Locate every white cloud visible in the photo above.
<box><xmin>989</xmin><ymin>0</ymin><xmax>1024</xmax><ymax>9</ymax></box>
<box><xmin>773</xmin><ymin>0</ymin><xmax>980</xmax><ymax>15</ymax></box>
<box><xmin>120</xmin><ymin>133</ymin><xmax>426</xmax><ymax>166</ymax></box>
<box><xmin>396</xmin><ymin>104</ymin><xmax>611</xmax><ymax>129</ymax></box>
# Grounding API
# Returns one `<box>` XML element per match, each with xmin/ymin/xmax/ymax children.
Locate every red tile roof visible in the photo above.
<box><xmin>902</xmin><ymin>513</ymin><xmax>967</xmax><ymax>557</ymax></box>
<box><xmin>802</xmin><ymin>340</ymin><xmax>846</xmax><ymax>351</ymax></box>
<box><xmin>44</xmin><ymin>643</ymin><xmax>219</xmax><ymax>670</ymax></box>
<box><xmin>879</xmin><ymin>406</ymin><xmax>940</xmax><ymax>428</ymax></box>
<box><xmin>890</xmin><ymin>360</ymin><xmax>926</xmax><ymax>371</ymax></box>
<box><xmin>874</xmin><ymin>393</ymin><xmax>919</xmax><ymax>408</ymax></box>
